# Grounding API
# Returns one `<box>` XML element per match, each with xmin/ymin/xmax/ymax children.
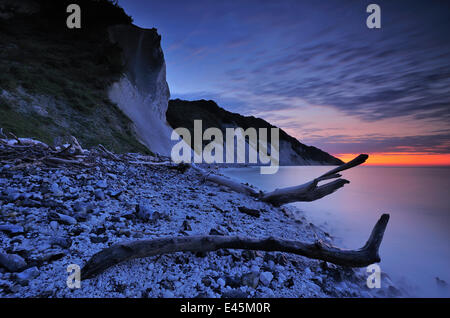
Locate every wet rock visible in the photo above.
<box><xmin>181</xmin><ymin>220</ymin><xmax>192</xmax><ymax>231</ymax></box>
<box><xmin>222</xmin><ymin>290</ymin><xmax>248</xmax><ymax>298</ymax></box>
<box><xmin>106</xmin><ymin>173</ymin><xmax>117</xmax><ymax>179</ymax></box>
<box><xmin>69</xmin><ymin>226</ymin><xmax>84</xmax><ymax>236</ymax></box>
<box><xmin>49</xmin><ymin>221</ymin><xmax>58</xmax><ymax>231</ymax></box>
<box><xmin>42</xmin><ymin>200</ymin><xmax>63</xmax><ymax>209</ymax></box>
<box><xmin>160</xmin><ymin>279</ymin><xmax>175</xmax><ymax>290</ymax></box>
<box><xmin>241</xmin><ymin>250</ymin><xmax>264</xmax><ymax>261</ymax></box>
<box><xmin>50</xmin><ymin>237</ymin><xmax>72</xmax><ymax>249</ymax></box>
<box><xmin>91</xmin><ymin>226</ymin><xmax>106</xmax><ymax>236</ymax></box>
<box><xmin>224</xmin><ymin>275</ymin><xmax>241</xmax><ymax>288</ymax></box>
<box><xmin>137</xmin><ymin>203</ymin><xmax>162</xmax><ymax>222</ymax></box>
<box><xmin>217</xmin><ymin>278</ymin><xmax>226</xmax><ymax>287</ymax></box>
<box><xmin>162</xmin><ymin>290</ymin><xmax>175</xmax><ymax>298</ymax></box>
<box><xmin>264</xmin><ymin>253</ymin><xmax>276</xmax><ymax>262</ymax></box>
<box><xmin>201</xmin><ymin>276</ymin><xmax>212</xmax><ymax>287</ymax></box>
<box><xmin>48</xmin><ymin>212</ymin><xmax>77</xmax><ymax>225</ymax></box>
<box><xmin>109</xmin><ymin>190</ymin><xmax>123</xmax><ymax>199</ymax></box>
<box><xmin>94</xmin><ymin>189</ymin><xmax>105</xmax><ymax>200</ymax></box>
<box><xmin>277</xmin><ymin>272</ymin><xmax>287</xmax><ymax>284</ymax></box>
<box><xmin>18</xmin><ymin>198</ymin><xmax>42</xmax><ymax>208</ymax></box>
<box><xmin>284</xmin><ymin>277</ymin><xmax>294</xmax><ymax>288</ymax></box>
<box><xmin>0</xmin><ymin>253</ymin><xmax>27</xmax><ymax>272</ymax></box>
<box><xmin>0</xmin><ymin>224</ymin><xmax>24</xmax><ymax>237</ymax></box>
<box><xmin>27</xmin><ymin>251</ymin><xmax>66</xmax><ymax>267</ymax></box>
<box><xmin>4</xmin><ymin>188</ymin><xmax>21</xmax><ymax>201</ymax></box>
<box><xmin>109</xmin><ymin>216</ymin><xmax>121</xmax><ymax>222</ymax></box>
<box><xmin>72</xmin><ymin>201</ymin><xmax>95</xmax><ymax>214</ymax></box>
<box><xmin>267</xmin><ymin>260</ymin><xmax>275</xmax><ymax>269</ymax></box>
<box><xmin>117</xmin><ymin>229</ymin><xmax>131</xmax><ymax>237</ymax></box>
<box><xmin>311</xmin><ymin>276</ymin><xmax>324</xmax><ymax>288</ymax></box>
<box><xmin>121</xmin><ymin>211</ymin><xmax>135</xmax><ymax>220</ymax></box>
<box><xmin>50</xmin><ymin>182</ymin><xmax>63</xmax><ymax>197</ymax></box>
<box><xmin>96</xmin><ymin>180</ymin><xmax>107</xmax><ymax>189</ymax></box>
<box><xmin>68</xmin><ymin>187</ymin><xmax>78</xmax><ymax>194</ymax></box>
<box><xmin>10</xmin><ymin>236</ymin><xmax>24</xmax><ymax>245</ymax></box>
<box><xmin>15</xmin><ymin>266</ymin><xmax>39</xmax><ymax>286</ymax></box>
<box><xmin>260</xmin><ymin>271</ymin><xmax>273</xmax><ymax>286</ymax></box>
<box><xmin>237</xmin><ymin>206</ymin><xmax>260</xmax><ymax>218</ymax></box>
<box><xmin>90</xmin><ymin>236</ymin><xmax>108</xmax><ymax>244</ymax></box>
<box><xmin>59</xmin><ymin>176</ymin><xmax>71</xmax><ymax>184</ymax></box>
<box><xmin>8</xmin><ymin>246</ymin><xmax>31</xmax><ymax>259</ymax></box>
<box><xmin>209</xmin><ymin>226</ymin><xmax>227</xmax><ymax>236</ymax></box>
<box><xmin>275</xmin><ymin>253</ymin><xmax>288</xmax><ymax>266</ymax></box>
<box><xmin>241</xmin><ymin>272</ymin><xmax>259</xmax><ymax>289</ymax></box>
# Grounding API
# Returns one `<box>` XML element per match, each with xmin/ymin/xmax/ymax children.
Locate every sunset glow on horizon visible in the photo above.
<box><xmin>335</xmin><ymin>153</ymin><xmax>450</xmax><ymax>166</ymax></box>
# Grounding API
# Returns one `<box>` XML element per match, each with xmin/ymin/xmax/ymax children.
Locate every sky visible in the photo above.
<box><xmin>118</xmin><ymin>0</ymin><xmax>450</xmax><ymax>165</ymax></box>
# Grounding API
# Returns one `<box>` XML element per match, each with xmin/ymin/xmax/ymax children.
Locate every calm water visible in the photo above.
<box><xmin>222</xmin><ymin>166</ymin><xmax>450</xmax><ymax>297</ymax></box>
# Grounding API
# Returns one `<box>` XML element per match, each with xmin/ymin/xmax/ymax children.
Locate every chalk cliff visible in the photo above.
<box><xmin>107</xmin><ymin>25</ymin><xmax>173</xmax><ymax>155</ymax></box>
<box><xmin>167</xmin><ymin>99</ymin><xmax>343</xmax><ymax>165</ymax></box>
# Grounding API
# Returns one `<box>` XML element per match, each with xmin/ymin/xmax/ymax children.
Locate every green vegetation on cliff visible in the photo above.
<box><xmin>0</xmin><ymin>0</ymin><xmax>150</xmax><ymax>153</ymax></box>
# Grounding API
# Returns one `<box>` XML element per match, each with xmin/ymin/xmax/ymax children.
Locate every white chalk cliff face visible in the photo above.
<box><xmin>108</xmin><ymin>25</ymin><xmax>173</xmax><ymax>155</ymax></box>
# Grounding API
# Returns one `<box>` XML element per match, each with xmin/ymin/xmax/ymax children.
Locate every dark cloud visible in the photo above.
<box><xmin>307</xmin><ymin>133</ymin><xmax>450</xmax><ymax>155</ymax></box>
<box><xmin>120</xmin><ymin>0</ymin><xmax>450</xmax><ymax>154</ymax></box>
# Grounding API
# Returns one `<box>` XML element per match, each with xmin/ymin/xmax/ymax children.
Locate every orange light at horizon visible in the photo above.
<box><xmin>335</xmin><ymin>152</ymin><xmax>450</xmax><ymax>166</ymax></box>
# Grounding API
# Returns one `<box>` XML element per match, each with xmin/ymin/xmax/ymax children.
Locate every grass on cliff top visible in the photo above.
<box><xmin>0</xmin><ymin>2</ymin><xmax>151</xmax><ymax>154</ymax></box>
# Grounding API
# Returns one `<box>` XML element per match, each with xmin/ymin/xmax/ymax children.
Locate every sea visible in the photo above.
<box><xmin>222</xmin><ymin>166</ymin><xmax>450</xmax><ymax>297</ymax></box>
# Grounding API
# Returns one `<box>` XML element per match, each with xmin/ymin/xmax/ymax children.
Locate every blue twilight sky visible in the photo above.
<box><xmin>117</xmin><ymin>0</ymin><xmax>450</xmax><ymax>159</ymax></box>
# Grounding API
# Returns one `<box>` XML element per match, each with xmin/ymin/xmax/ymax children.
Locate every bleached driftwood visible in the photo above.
<box><xmin>98</xmin><ymin>144</ymin><xmax>121</xmax><ymax>161</ymax></box>
<box><xmin>81</xmin><ymin>213</ymin><xmax>390</xmax><ymax>279</ymax></box>
<box><xmin>0</xmin><ymin>129</ymin><xmax>92</xmax><ymax>168</ymax></box>
<box><xmin>260</xmin><ymin>154</ymin><xmax>368</xmax><ymax>205</ymax></box>
<box><xmin>191</xmin><ymin>164</ymin><xmax>259</xmax><ymax>196</ymax></box>
<box><xmin>129</xmin><ymin>160</ymin><xmax>173</xmax><ymax>166</ymax></box>
<box><xmin>44</xmin><ymin>157</ymin><xmax>91</xmax><ymax>166</ymax></box>
<box><xmin>192</xmin><ymin>154</ymin><xmax>368</xmax><ymax>206</ymax></box>
<box><xmin>70</xmin><ymin>135</ymin><xmax>85</xmax><ymax>155</ymax></box>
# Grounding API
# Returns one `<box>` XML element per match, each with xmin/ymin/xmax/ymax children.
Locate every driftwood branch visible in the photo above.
<box><xmin>260</xmin><ymin>155</ymin><xmax>368</xmax><ymax>205</ymax></box>
<box><xmin>191</xmin><ymin>154</ymin><xmax>368</xmax><ymax>205</ymax></box>
<box><xmin>81</xmin><ymin>213</ymin><xmax>390</xmax><ymax>279</ymax></box>
<box><xmin>70</xmin><ymin>136</ymin><xmax>85</xmax><ymax>155</ymax></box>
<box><xmin>0</xmin><ymin>129</ymin><xmax>92</xmax><ymax>169</ymax></box>
<box><xmin>98</xmin><ymin>144</ymin><xmax>121</xmax><ymax>161</ymax></box>
<box><xmin>191</xmin><ymin>164</ymin><xmax>259</xmax><ymax>196</ymax></box>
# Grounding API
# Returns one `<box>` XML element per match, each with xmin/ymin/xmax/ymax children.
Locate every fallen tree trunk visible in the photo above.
<box><xmin>191</xmin><ymin>164</ymin><xmax>259</xmax><ymax>197</ymax></box>
<box><xmin>192</xmin><ymin>154</ymin><xmax>368</xmax><ymax>206</ymax></box>
<box><xmin>81</xmin><ymin>213</ymin><xmax>389</xmax><ymax>279</ymax></box>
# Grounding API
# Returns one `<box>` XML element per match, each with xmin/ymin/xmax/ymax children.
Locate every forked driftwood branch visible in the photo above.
<box><xmin>192</xmin><ymin>154</ymin><xmax>369</xmax><ymax>206</ymax></box>
<box><xmin>81</xmin><ymin>214</ymin><xmax>389</xmax><ymax>279</ymax></box>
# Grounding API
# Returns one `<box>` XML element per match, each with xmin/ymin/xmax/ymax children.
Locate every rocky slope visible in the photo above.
<box><xmin>0</xmin><ymin>138</ymin><xmax>400</xmax><ymax>298</ymax></box>
<box><xmin>167</xmin><ymin>99</ymin><xmax>343</xmax><ymax>165</ymax></box>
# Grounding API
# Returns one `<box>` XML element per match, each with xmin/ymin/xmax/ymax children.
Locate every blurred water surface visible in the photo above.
<box><xmin>223</xmin><ymin>166</ymin><xmax>450</xmax><ymax>297</ymax></box>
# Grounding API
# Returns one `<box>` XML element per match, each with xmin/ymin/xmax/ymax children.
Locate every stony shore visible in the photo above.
<box><xmin>0</xmin><ymin>143</ymin><xmax>400</xmax><ymax>298</ymax></box>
